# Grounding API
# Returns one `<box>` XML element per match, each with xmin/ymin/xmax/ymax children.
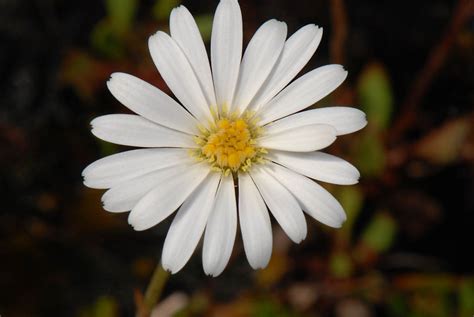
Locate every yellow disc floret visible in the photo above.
<box><xmin>192</xmin><ymin>112</ymin><xmax>266</xmax><ymax>174</ymax></box>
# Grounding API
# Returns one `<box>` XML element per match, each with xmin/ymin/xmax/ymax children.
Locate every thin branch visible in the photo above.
<box><xmin>330</xmin><ymin>0</ymin><xmax>348</xmax><ymax>65</ymax></box>
<box><xmin>390</xmin><ymin>0</ymin><xmax>474</xmax><ymax>144</ymax></box>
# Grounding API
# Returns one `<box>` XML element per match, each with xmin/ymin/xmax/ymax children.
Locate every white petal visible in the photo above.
<box><xmin>106</xmin><ymin>73</ymin><xmax>198</xmax><ymax>135</ymax></box>
<box><xmin>102</xmin><ymin>163</ymin><xmax>192</xmax><ymax>213</ymax></box>
<box><xmin>149</xmin><ymin>32</ymin><xmax>212</xmax><ymax>123</ymax></box>
<box><xmin>232</xmin><ymin>19</ymin><xmax>287</xmax><ymax>113</ymax></box>
<box><xmin>202</xmin><ymin>175</ymin><xmax>237</xmax><ymax>277</ymax></box>
<box><xmin>269</xmin><ymin>150</ymin><xmax>360</xmax><ymax>185</ymax></box>
<box><xmin>265</xmin><ymin>107</ymin><xmax>367</xmax><ymax>136</ymax></box>
<box><xmin>128</xmin><ymin>162</ymin><xmax>210</xmax><ymax>231</ymax></box>
<box><xmin>249</xmin><ymin>24</ymin><xmax>323</xmax><ymax>111</ymax></box>
<box><xmin>91</xmin><ymin>114</ymin><xmax>196</xmax><ymax>148</ymax></box>
<box><xmin>257</xmin><ymin>124</ymin><xmax>336</xmax><ymax>152</ymax></box>
<box><xmin>162</xmin><ymin>172</ymin><xmax>221</xmax><ymax>274</ymax></box>
<box><xmin>170</xmin><ymin>6</ymin><xmax>217</xmax><ymax>107</ymax></box>
<box><xmin>251</xmin><ymin>167</ymin><xmax>307</xmax><ymax>243</ymax></box>
<box><xmin>83</xmin><ymin>148</ymin><xmax>190</xmax><ymax>189</ymax></box>
<box><xmin>258</xmin><ymin>64</ymin><xmax>348</xmax><ymax>125</ymax></box>
<box><xmin>211</xmin><ymin>0</ymin><xmax>242</xmax><ymax>109</ymax></box>
<box><xmin>238</xmin><ymin>172</ymin><xmax>272</xmax><ymax>269</ymax></box>
<box><xmin>265</xmin><ymin>162</ymin><xmax>346</xmax><ymax>228</ymax></box>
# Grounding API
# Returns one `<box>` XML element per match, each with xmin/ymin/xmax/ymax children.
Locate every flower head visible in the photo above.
<box><xmin>83</xmin><ymin>0</ymin><xmax>367</xmax><ymax>276</ymax></box>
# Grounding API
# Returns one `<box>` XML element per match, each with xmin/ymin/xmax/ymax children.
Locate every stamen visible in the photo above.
<box><xmin>192</xmin><ymin>111</ymin><xmax>266</xmax><ymax>173</ymax></box>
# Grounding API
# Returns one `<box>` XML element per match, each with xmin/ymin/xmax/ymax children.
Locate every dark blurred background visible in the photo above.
<box><xmin>1</xmin><ymin>0</ymin><xmax>473</xmax><ymax>316</ymax></box>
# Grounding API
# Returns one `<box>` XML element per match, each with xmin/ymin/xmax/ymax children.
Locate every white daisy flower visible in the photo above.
<box><xmin>83</xmin><ymin>0</ymin><xmax>367</xmax><ymax>277</ymax></box>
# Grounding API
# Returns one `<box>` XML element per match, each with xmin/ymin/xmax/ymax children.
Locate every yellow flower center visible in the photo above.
<box><xmin>192</xmin><ymin>112</ymin><xmax>266</xmax><ymax>174</ymax></box>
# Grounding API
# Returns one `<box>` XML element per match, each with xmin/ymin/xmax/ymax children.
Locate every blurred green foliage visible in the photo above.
<box><xmin>355</xmin><ymin>132</ymin><xmax>386</xmax><ymax>177</ymax></box>
<box><xmin>353</xmin><ymin>63</ymin><xmax>395</xmax><ymax>178</ymax></box>
<box><xmin>459</xmin><ymin>278</ymin><xmax>474</xmax><ymax>316</ymax></box>
<box><xmin>360</xmin><ymin>212</ymin><xmax>397</xmax><ymax>253</ymax></box>
<box><xmin>91</xmin><ymin>22</ymin><xmax>125</xmax><ymax>59</ymax></box>
<box><xmin>194</xmin><ymin>14</ymin><xmax>214</xmax><ymax>42</ymax></box>
<box><xmin>329</xmin><ymin>252</ymin><xmax>353</xmax><ymax>278</ymax></box>
<box><xmin>153</xmin><ymin>0</ymin><xmax>181</xmax><ymax>21</ymax></box>
<box><xmin>106</xmin><ymin>0</ymin><xmax>138</xmax><ymax>34</ymax></box>
<box><xmin>252</xmin><ymin>300</ymin><xmax>302</xmax><ymax>317</ymax></box>
<box><xmin>78</xmin><ymin>296</ymin><xmax>118</xmax><ymax>317</ymax></box>
<box><xmin>153</xmin><ymin>0</ymin><xmax>214</xmax><ymax>41</ymax></box>
<box><xmin>91</xmin><ymin>0</ymin><xmax>139</xmax><ymax>58</ymax></box>
<box><xmin>358</xmin><ymin>63</ymin><xmax>394</xmax><ymax>130</ymax></box>
<box><xmin>337</xmin><ymin>186</ymin><xmax>363</xmax><ymax>240</ymax></box>
<box><xmin>98</xmin><ymin>139</ymin><xmax>120</xmax><ymax>157</ymax></box>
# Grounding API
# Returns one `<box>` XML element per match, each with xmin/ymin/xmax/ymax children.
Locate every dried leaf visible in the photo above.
<box><xmin>414</xmin><ymin>115</ymin><xmax>472</xmax><ymax>165</ymax></box>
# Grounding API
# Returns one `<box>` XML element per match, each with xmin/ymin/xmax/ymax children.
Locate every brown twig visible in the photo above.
<box><xmin>390</xmin><ymin>0</ymin><xmax>474</xmax><ymax>144</ymax></box>
<box><xmin>330</xmin><ymin>0</ymin><xmax>348</xmax><ymax>65</ymax></box>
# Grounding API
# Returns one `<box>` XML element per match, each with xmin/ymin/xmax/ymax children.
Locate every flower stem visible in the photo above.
<box><xmin>137</xmin><ymin>262</ymin><xmax>170</xmax><ymax>317</ymax></box>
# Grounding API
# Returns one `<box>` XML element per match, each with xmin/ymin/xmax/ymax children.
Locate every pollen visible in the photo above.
<box><xmin>192</xmin><ymin>113</ymin><xmax>266</xmax><ymax>173</ymax></box>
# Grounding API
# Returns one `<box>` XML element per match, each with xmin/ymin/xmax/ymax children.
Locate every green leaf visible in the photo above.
<box><xmin>106</xmin><ymin>0</ymin><xmax>138</xmax><ymax>33</ymax></box>
<box><xmin>357</xmin><ymin>63</ymin><xmax>394</xmax><ymax>130</ymax></box>
<box><xmin>153</xmin><ymin>0</ymin><xmax>181</xmax><ymax>21</ymax></box>
<box><xmin>361</xmin><ymin>212</ymin><xmax>396</xmax><ymax>252</ymax></box>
